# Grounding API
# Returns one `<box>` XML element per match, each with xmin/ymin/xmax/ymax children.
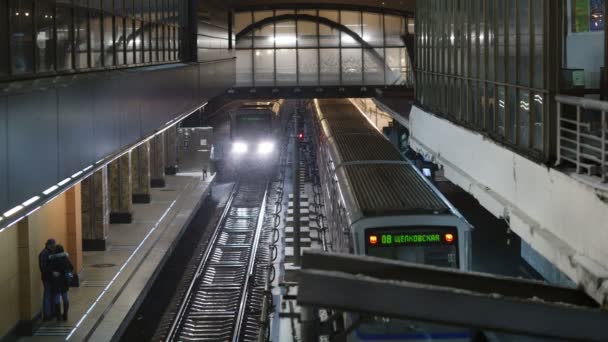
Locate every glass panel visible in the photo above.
<box><xmin>75</xmin><ymin>8</ymin><xmax>89</xmax><ymax>70</ymax></box>
<box><xmin>470</xmin><ymin>0</ymin><xmax>478</xmax><ymax>79</ymax></box>
<box><xmin>507</xmin><ymin>1</ymin><xmax>516</xmax><ymax>84</ymax></box>
<box><xmin>363</xmin><ymin>12</ymin><xmax>383</xmax><ymax>47</ymax></box>
<box><xmin>385</xmin><ymin>15</ymin><xmax>404</xmax><ymax>46</ymax></box>
<box><xmin>0</xmin><ymin>0</ymin><xmax>7</xmax><ymax>77</ymax></box>
<box><xmin>507</xmin><ymin>87</ymin><xmax>517</xmax><ymax>143</ymax></box>
<box><xmin>115</xmin><ymin>16</ymin><xmax>125</xmax><ymax>65</ymax></box>
<box><xmin>342</xmin><ymin>48</ymin><xmax>362</xmax><ymax>84</ymax></box>
<box><xmin>386</xmin><ymin>47</ymin><xmax>409</xmax><ymax>86</ymax></box>
<box><xmin>150</xmin><ymin>23</ymin><xmax>157</xmax><ymax>62</ymax></box>
<box><xmin>90</xmin><ymin>10</ymin><xmax>103</xmax><ymax>68</ymax></box>
<box><xmin>35</xmin><ymin>1</ymin><xmax>55</xmax><ymax>73</ymax></box>
<box><xmin>103</xmin><ymin>14</ymin><xmax>114</xmax><ymax>66</ymax></box>
<box><xmin>519</xmin><ymin>90</ymin><xmax>530</xmax><ymax>147</ymax></box>
<box><xmin>497</xmin><ymin>86</ymin><xmax>506</xmax><ymax>136</ymax></box>
<box><xmin>297</xmin><ymin>10</ymin><xmax>317</xmax><ymax>48</ymax></box>
<box><xmin>125</xmin><ymin>18</ymin><xmax>134</xmax><ymax>64</ymax></box>
<box><xmin>253</xmin><ymin>11</ymin><xmax>273</xmax><ymax>48</ymax></box>
<box><xmin>320</xmin><ymin>48</ymin><xmax>339</xmax><ymax>85</ymax></box>
<box><xmin>143</xmin><ymin>21</ymin><xmax>150</xmax><ymax>63</ymax></box>
<box><xmin>364</xmin><ymin>48</ymin><xmax>384</xmax><ymax>85</ymax></box>
<box><xmin>341</xmin><ymin>11</ymin><xmax>361</xmax><ymax>47</ymax></box>
<box><xmin>486</xmin><ymin>85</ymin><xmax>495</xmax><ymax>132</ymax></box>
<box><xmin>487</xmin><ymin>0</ymin><xmax>495</xmax><ymax>81</ymax></box>
<box><xmin>518</xmin><ymin>0</ymin><xmax>530</xmax><ymax>86</ymax></box>
<box><xmin>275</xmin><ymin>20</ymin><xmax>296</xmax><ymax>48</ymax></box>
<box><xmin>497</xmin><ymin>0</ymin><xmax>505</xmax><ymax>82</ymax></box>
<box><xmin>10</xmin><ymin>0</ymin><xmax>34</xmax><ymax>74</ymax></box>
<box><xmin>134</xmin><ymin>20</ymin><xmax>142</xmax><ymax>63</ymax></box>
<box><xmin>319</xmin><ymin>11</ymin><xmax>339</xmax><ymax>47</ymax></box>
<box><xmin>532</xmin><ymin>0</ymin><xmax>544</xmax><ymax>89</ymax></box>
<box><xmin>56</xmin><ymin>5</ymin><xmax>73</xmax><ymax>71</ymax></box>
<box><xmin>254</xmin><ymin>49</ymin><xmax>274</xmax><ymax>86</ymax></box>
<box><xmin>532</xmin><ymin>93</ymin><xmax>544</xmax><ymax>151</ymax></box>
<box><xmin>236</xmin><ymin>49</ymin><xmax>252</xmax><ymax>86</ymax></box>
<box><xmin>298</xmin><ymin>48</ymin><xmax>318</xmax><ymax>86</ymax></box>
<box><xmin>276</xmin><ymin>48</ymin><xmax>296</xmax><ymax>85</ymax></box>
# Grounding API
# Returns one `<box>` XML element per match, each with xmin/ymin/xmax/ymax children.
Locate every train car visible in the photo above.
<box><xmin>312</xmin><ymin>98</ymin><xmax>472</xmax><ymax>341</ymax></box>
<box><xmin>229</xmin><ymin>100</ymin><xmax>282</xmax><ymax>156</ymax></box>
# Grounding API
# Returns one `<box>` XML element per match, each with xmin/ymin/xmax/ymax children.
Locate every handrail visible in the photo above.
<box><xmin>555</xmin><ymin>95</ymin><xmax>607</xmax><ymax>183</ymax></box>
<box><xmin>555</xmin><ymin>94</ymin><xmax>608</xmax><ymax>112</ymax></box>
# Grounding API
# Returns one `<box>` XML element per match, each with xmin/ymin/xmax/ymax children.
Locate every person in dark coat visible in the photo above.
<box><xmin>38</xmin><ymin>239</ymin><xmax>56</xmax><ymax>320</ymax></box>
<box><xmin>48</xmin><ymin>245</ymin><xmax>74</xmax><ymax>321</ymax></box>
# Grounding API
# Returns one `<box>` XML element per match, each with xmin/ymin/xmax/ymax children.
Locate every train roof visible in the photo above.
<box><xmin>345</xmin><ymin>163</ymin><xmax>450</xmax><ymax>216</ymax></box>
<box><xmin>333</xmin><ymin>134</ymin><xmax>403</xmax><ymax>163</ymax></box>
<box><xmin>315</xmin><ymin>98</ymin><xmax>452</xmax><ymax>218</ymax></box>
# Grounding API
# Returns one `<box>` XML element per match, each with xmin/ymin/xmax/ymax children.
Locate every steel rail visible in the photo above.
<box><xmin>165</xmin><ymin>179</ymin><xmax>271</xmax><ymax>342</ymax></box>
<box><xmin>164</xmin><ymin>181</ymin><xmax>239</xmax><ymax>342</ymax></box>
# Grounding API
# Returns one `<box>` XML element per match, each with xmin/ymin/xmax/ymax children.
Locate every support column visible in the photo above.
<box><xmin>16</xmin><ymin>218</ymin><xmax>36</xmax><ymax>334</ymax></box>
<box><xmin>81</xmin><ymin>168</ymin><xmax>110</xmax><ymax>251</ymax></box>
<box><xmin>165</xmin><ymin>126</ymin><xmax>178</xmax><ymax>175</ymax></box>
<box><xmin>150</xmin><ymin>134</ymin><xmax>166</xmax><ymax>188</ymax></box>
<box><xmin>109</xmin><ymin>153</ymin><xmax>133</xmax><ymax>223</ymax></box>
<box><xmin>132</xmin><ymin>141</ymin><xmax>151</xmax><ymax>203</ymax></box>
<box><xmin>65</xmin><ymin>185</ymin><xmax>83</xmax><ymax>272</ymax></box>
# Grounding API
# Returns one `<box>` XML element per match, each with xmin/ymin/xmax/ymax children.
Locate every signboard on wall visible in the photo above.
<box><xmin>573</xmin><ymin>0</ymin><xmax>605</xmax><ymax>32</ymax></box>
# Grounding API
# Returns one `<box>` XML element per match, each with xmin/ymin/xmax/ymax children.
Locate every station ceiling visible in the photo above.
<box><xmin>229</xmin><ymin>0</ymin><xmax>415</xmax><ymax>14</ymax></box>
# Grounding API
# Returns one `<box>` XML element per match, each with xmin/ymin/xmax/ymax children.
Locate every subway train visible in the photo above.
<box><xmin>229</xmin><ymin>100</ymin><xmax>282</xmax><ymax>157</ymax></box>
<box><xmin>312</xmin><ymin>98</ymin><xmax>472</xmax><ymax>341</ymax></box>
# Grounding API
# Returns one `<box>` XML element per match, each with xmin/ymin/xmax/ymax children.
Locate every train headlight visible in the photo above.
<box><xmin>232</xmin><ymin>142</ymin><xmax>248</xmax><ymax>154</ymax></box>
<box><xmin>257</xmin><ymin>141</ymin><xmax>274</xmax><ymax>155</ymax></box>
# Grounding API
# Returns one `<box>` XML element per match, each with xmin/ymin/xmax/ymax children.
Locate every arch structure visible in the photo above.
<box><xmin>234</xmin><ymin>11</ymin><xmax>415</xmax><ymax>89</ymax></box>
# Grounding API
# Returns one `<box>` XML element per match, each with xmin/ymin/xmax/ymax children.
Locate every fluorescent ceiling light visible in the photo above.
<box><xmin>23</xmin><ymin>196</ymin><xmax>40</xmax><ymax>207</ymax></box>
<box><xmin>3</xmin><ymin>205</ymin><xmax>24</xmax><ymax>218</ymax></box>
<box><xmin>43</xmin><ymin>185</ymin><xmax>59</xmax><ymax>195</ymax></box>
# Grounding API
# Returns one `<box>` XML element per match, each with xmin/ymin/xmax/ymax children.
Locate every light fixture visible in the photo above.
<box><xmin>23</xmin><ymin>196</ymin><xmax>40</xmax><ymax>207</ymax></box>
<box><xmin>43</xmin><ymin>185</ymin><xmax>59</xmax><ymax>195</ymax></box>
<box><xmin>3</xmin><ymin>205</ymin><xmax>24</xmax><ymax>218</ymax></box>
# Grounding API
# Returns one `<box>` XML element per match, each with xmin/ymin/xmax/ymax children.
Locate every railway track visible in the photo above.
<box><xmin>165</xmin><ymin>180</ymin><xmax>271</xmax><ymax>342</ymax></box>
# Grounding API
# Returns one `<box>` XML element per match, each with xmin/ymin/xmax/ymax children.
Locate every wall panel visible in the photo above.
<box><xmin>0</xmin><ymin>97</ymin><xmax>7</xmax><ymax>213</ymax></box>
<box><xmin>58</xmin><ymin>85</ymin><xmax>95</xmax><ymax>179</ymax></box>
<box><xmin>8</xmin><ymin>92</ymin><xmax>59</xmax><ymax>206</ymax></box>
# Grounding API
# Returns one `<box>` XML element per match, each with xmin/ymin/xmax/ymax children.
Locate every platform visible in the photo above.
<box><xmin>18</xmin><ymin>174</ymin><xmax>214</xmax><ymax>342</ymax></box>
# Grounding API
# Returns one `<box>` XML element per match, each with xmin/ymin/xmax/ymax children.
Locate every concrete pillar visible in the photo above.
<box><xmin>109</xmin><ymin>153</ymin><xmax>133</xmax><ymax>223</ymax></box>
<box><xmin>150</xmin><ymin>134</ymin><xmax>166</xmax><ymax>188</ymax></box>
<box><xmin>165</xmin><ymin>126</ymin><xmax>178</xmax><ymax>175</ymax></box>
<box><xmin>81</xmin><ymin>168</ymin><xmax>110</xmax><ymax>251</ymax></box>
<box><xmin>132</xmin><ymin>141</ymin><xmax>151</xmax><ymax>204</ymax></box>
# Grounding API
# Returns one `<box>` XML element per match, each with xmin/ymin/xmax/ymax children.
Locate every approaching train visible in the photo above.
<box><xmin>230</xmin><ymin>100</ymin><xmax>282</xmax><ymax>156</ymax></box>
<box><xmin>312</xmin><ymin>98</ymin><xmax>472</xmax><ymax>341</ymax></box>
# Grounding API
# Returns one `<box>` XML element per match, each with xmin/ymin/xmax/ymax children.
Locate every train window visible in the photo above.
<box><xmin>0</xmin><ymin>0</ymin><xmax>8</xmax><ymax>78</ymax></box>
<box><xmin>56</xmin><ymin>5</ymin><xmax>74</xmax><ymax>71</ymax></box>
<box><xmin>366</xmin><ymin>227</ymin><xmax>459</xmax><ymax>269</ymax></box>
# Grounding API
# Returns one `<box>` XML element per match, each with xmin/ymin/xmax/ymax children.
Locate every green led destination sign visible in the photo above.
<box><xmin>368</xmin><ymin>232</ymin><xmax>454</xmax><ymax>246</ymax></box>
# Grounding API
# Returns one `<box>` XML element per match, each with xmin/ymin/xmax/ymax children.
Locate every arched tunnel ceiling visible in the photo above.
<box><xmin>229</xmin><ymin>0</ymin><xmax>415</xmax><ymax>14</ymax></box>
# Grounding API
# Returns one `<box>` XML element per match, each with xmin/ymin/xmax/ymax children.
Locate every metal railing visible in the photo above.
<box><xmin>556</xmin><ymin>95</ymin><xmax>608</xmax><ymax>182</ymax></box>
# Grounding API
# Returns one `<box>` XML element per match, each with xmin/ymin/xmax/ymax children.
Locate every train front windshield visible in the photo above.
<box><xmin>365</xmin><ymin>227</ymin><xmax>459</xmax><ymax>269</ymax></box>
<box><xmin>234</xmin><ymin>112</ymin><xmax>272</xmax><ymax>138</ymax></box>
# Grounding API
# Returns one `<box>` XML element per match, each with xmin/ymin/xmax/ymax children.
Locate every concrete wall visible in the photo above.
<box><xmin>409</xmin><ymin>105</ymin><xmax>608</xmax><ymax>304</ymax></box>
<box><xmin>0</xmin><ymin>185</ymin><xmax>82</xmax><ymax>337</ymax></box>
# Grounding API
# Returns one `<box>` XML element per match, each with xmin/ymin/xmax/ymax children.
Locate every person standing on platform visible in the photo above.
<box><xmin>48</xmin><ymin>245</ymin><xmax>74</xmax><ymax>321</ymax></box>
<box><xmin>38</xmin><ymin>239</ymin><xmax>56</xmax><ymax>320</ymax></box>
